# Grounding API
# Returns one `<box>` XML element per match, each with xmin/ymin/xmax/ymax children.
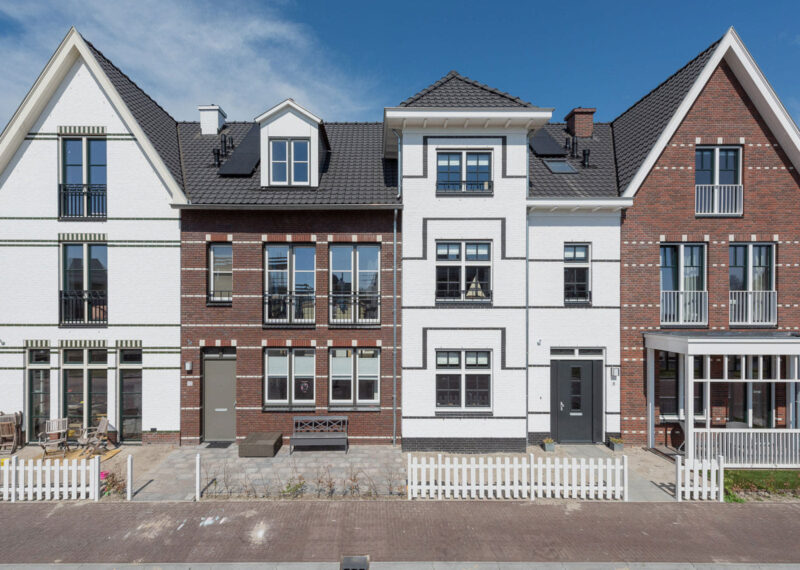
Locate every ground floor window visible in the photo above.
<box><xmin>265</xmin><ymin>348</ymin><xmax>315</xmax><ymax>406</ymax></box>
<box><xmin>27</xmin><ymin>349</ymin><xmax>50</xmax><ymax>438</ymax></box>
<box><xmin>435</xmin><ymin>350</ymin><xmax>491</xmax><ymax>409</ymax></box>
<box><xmin>658</xmin><ymin>351</ymin><xmax>705</xmax><ymax>417</ymax></box>
<box><xmin>62</xmin><ymin>348</ymin><xmax>108</xmax><ymax>438</ymax></box>
<box><xmin>329</xmin><ymin>348</ymin><xmax>380</xmax><ymax>406</ymax></box>
<box><xmin>119</xmin><ymin>349</ymin><xmax>143</xmax><ymax>441</ymax></box>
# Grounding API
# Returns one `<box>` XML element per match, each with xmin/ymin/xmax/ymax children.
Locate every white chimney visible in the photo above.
<box><xmin>198</xmin><ymin>105</ymin><xmax>226</xmax><ymax>135</ymax></box>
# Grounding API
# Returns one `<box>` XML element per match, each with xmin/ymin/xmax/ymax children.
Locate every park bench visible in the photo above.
<box><xmin>290</xmin><ymin>416</ymin><xmax>348</xmax><ymax>454</ymax></box>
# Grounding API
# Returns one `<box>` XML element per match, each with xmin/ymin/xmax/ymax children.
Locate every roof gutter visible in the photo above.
<box><xmin>527</xmin><ymin>198</ymin><xmax>633</xmax><ymax>211</ymax></box>
<box><xmin>173</xmin><ymin>203</ymin><xmax>403</xmax><ymax>211</ymax></box>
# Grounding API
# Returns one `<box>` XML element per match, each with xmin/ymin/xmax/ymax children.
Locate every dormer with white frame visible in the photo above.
<box><xmin>256</xmin><ymin>99</ymin><xmax>324</xmax><ymax>188</ymax></box>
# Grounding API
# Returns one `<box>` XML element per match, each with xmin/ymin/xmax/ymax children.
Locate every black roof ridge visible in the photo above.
<box><xmin>612</xmin><ymin>34</ymin><xmax>723</xmax><ymax>124</ymax></box>
<box><xmin>81</xmin><ymin>35</ymin><xmax>178</xmax><ymax>124</ymax></box>
<box><xmin>177</xmin><ymin>120</ymin><xmax>255</xmax><ymax>125</ymax></box>
<box><xmin>399</xmin><ymin>70</ymin><xmax>534</xmax><ymax>108</ymax></box>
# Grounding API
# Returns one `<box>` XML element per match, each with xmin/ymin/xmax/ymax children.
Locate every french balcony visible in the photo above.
<box><xmin>436</xmin><ymin>180</ymin><xmax>493</xmax><ymax>195</ymax></box>
<box><xmin>264</xmin><ymin>292</ymin><xmax>315</xmax><ymax>325</ymax></box>
<box><xmin>660</xmin><ymin>290</ymin><xmax>708</xmax><ymax>326</ymax></box>
<box><xmin>59</xmin><ymin>184</ymin><xmax>107</xmax><ymax>220</ymax></box>
<box><xmin>435</xmin><ymin>285</ymin><xmax>493</xmax><ymax>304</ymax></box>
<box><xmin>564</xmin><ymin>290</ymin><xmax>592</xmax><ymax>306</ymax></box>
<box><xmin>207</xmin><ymin>290</ymin><xmax>232</xmax><ymax>305</ymax></box>
<box><xmin>695</xmin><ymin>184</ymin><xmax>743</xmax><ymax>216</ymax></box>
<box><xmin>729</xmin><ymin>290</ymin><xmax>777</xmax><ymax>326</ymax></box>
<box><xmin>59</xmin><ymin>290</ymin><xmax>107</xmax><ymax>326</ymax></box>
<box><xmin>329</xmin><ymin>292</ymin><xmax>380</xmax><ymax>326</ymax></box>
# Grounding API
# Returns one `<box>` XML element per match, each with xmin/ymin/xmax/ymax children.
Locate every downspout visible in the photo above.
<box><xmin>392</xmin><ymin>129</ymin><xmax>402</xmax><ymax>446</ymax></box>
<box><xmin>525</xmin><ymin>134</ymin><xmax>531</xmax><ymax>444</ymax></box>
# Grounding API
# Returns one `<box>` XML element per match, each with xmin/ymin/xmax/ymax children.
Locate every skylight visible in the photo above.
<box><xmin>543</xmin><ymin>159</ymin><xmax>577</xmax><ymax>174</ymax></box>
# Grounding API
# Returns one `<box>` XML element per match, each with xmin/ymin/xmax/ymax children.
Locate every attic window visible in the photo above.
<box><xmin>270</xmin><ymin>139</ymin><xmax>310</xmax><ymax>186</ymax></box>
<box><xmin>543</xmin><ymin>159</ymin><xmax>576</xmax><ymax>174</ymax></box>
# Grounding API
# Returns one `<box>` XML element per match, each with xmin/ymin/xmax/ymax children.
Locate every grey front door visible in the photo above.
<box><xmin>203</xmin><ymin>355</ymin><xmax>236</xmax><ymax>441</ymax></box>
<box><xmin>551</xmin><ymin>360</ymin><xmax>602</xmax><ymax>443</ymax></box>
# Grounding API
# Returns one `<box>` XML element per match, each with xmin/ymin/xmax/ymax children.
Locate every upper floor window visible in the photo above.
<box><xmin>435</xmin><ymin>350</ymin><xmax>491</xmax><ymax>410</ymax></box>
<box><xmin>435</xmin><ymin>241</ymin><xmax>491</xmax><ymax>302</ymax></box>
<box><xmin>436</xmin><ymin>151</ymin><xmax>492</xmax><ymax>194</ymax></box>
<box><xmin>208</xmin><ymin>243</ymin><xmax>233</xmax><ymax>304</ymax></box>
<box><xmin>265</xmin><ymin>245</ymin><xmax>315</xmax><ymax>325</ymax></box>
<box><xmin>60</xmin><ymin>243</ymin><xmax>107</xmax><ymax>326</ymax></box>
<box><xmin>60</xmin><ymin>137</ymin><xmax>107</xmax><ymax>219</ymax></box>
<box><xmin>729</xmin><ymin>244</ymin><xmax>776</xmax><ymax>326</ymax></box>
<box><xmin>564</xmin><ymin>244</ymin><xmax>591</xmax><ymax>304</ymax></box>
<box><xmin>695</xmin><ymin>147</ymin><xmax>742</xmax><ymax>216</ymax></box>
<box><xmin>659</xmin><ymin>244</ymin><xmax>707</xmax><ymax>325</ymax></box>
<box><xmin>270</xmin><ymin>139</ymin><xmax>310</xmax><ymax>186</ymax></box>
<box><xmin>330</xmin><ymin>245</ymin><xmax>380</xmax><ymax>325</ymax></box>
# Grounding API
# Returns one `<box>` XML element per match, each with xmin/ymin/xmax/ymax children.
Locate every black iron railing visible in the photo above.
<box><xmin>59</xmin><ymin>290</ymin><xmax>107</xmax><ymax>326</ymax></box>
<box><xmin>564</xmin><ymin>290</ymin><xmax>592</xmax><ymax>305</ymax></box>
<box><xmin>265</xmin><ymin>292</ymin><xmax>316</xmax><ymax>324</ymax></box>
<box><xmin>329</xmin><ymin>292</ymin><xmax>380</xmax><ymax>325</ymax></box>
<box><xmin>435</xmin><ymin>287</ymin><xmax>493</xmax><ymax>302</ymax></box>
<box><xmin>207</xmin><ymin>290</ymin><xmax>233</xmax><ymax>304</ymax></box>
<box><xmin>436</xmin><ymin>180</ymin><xmax>493</xmax><ymax>194</ymax></box>
<box><xmin>59</xmin><ymin>184</ymin><xmax>107</xmax><ymax>219</ymax></box>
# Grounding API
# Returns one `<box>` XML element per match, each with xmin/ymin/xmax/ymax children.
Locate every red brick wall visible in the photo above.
<box><xmin>620</xmin><ymin>61</ymin><xmax>800</xmax><ymax>444</ymax></box>
<box><xmin>180</xmin><ymin>209</ymin><xmax>402</xmax><ymax>445</ymax></box>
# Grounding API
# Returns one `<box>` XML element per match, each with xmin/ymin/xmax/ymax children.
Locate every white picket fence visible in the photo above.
<box><xmin>407</xmin><ymin>454</ymin><xmax>628</xmax><ymax>501</ymax></box>
<box><xmin>675</xmin><ymin>455</ymin><xmax>725</xmax><ymax>502</ymax></box>
<box><xmin>1</xmin><ymin>456</ymin><xmax>101</xmax><ymax>502</ymax></box>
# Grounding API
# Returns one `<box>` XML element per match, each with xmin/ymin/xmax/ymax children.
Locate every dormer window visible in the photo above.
<box><xmin>269</xmin><ymin>139</ymin><xmax>310</xmax><ymax>186</ymax></box>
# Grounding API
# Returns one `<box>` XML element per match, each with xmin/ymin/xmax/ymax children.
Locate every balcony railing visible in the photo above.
<box><xmin>207</xmin><ymin>290</ymin><xmax>232</xmax><ymax>304</ymax></box>
<box><xmin>695</xmin><ymin>428</ymin><xmax>800</xmax><ymax>468</ymax></box>
<box><xmin>436</xmin><ymin>180</ymin><xmax>493</xmax><ymax>194</ymax></box>
<box><xmin>329</xmin><ymin>292</ymin><xmax>380</xmax><ymax>325</ymax></box>
<box><xmin>660</xmin><ymin>290</ymin><xmax>708</xmax><ymax>325</ymax></box>
<box><xmin>59</xmin><ymin>290</ymin><xmax>107</xmax><ymax>326</ymax></box>
<box><xmin>435</xmin><ymin>287</ymin><xmax>493</xmax><ymax>303</ymax></box>
<box><xmin>729</xmin><ymin>290</ymin><xmax>777</xmax><ymax>326</ymax></box>
<box><xmin>265</xmin><ymin>292</ymin><xmax>315</xmax><ymax>325</ymax></box>
<box><xmin>695</xmin><ymin>184</ymin><xmax>743</xmax><ymax>216</ymax></box>
<box><xmin>564</xmin><ymin>290</ymin><xmax>592</xmax><ymax>305</ymax></box>
<box><xmin>59</xmin><ymin>184</ymin><xmax>107</xmax><ymax>219</ymax></box>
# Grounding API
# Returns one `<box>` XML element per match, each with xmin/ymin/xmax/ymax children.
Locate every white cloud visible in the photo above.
<box><xmin>0</xmin><ymin>0</ymin><xmax>381</xmax><ymax>128</ymax></box>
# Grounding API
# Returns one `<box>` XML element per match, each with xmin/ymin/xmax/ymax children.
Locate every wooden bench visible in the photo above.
<box><xmin>290</xmin><ymin>416</ymin><xmax>348</xmax><ymax>454</ymax></box>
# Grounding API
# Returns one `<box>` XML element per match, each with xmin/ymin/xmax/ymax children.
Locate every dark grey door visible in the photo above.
<box><xmin>551</xmin><ymin>360</ymin><xmax>602</xmax><ymax>443</ymax></box>
<box><xmin>203</xmin><ymin>355</ymin><xmax>236</xmax><ymax>441</ymax></box>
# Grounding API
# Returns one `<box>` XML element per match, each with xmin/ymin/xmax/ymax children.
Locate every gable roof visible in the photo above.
<box><xmin>399</xmin><ymin>70</ymin><xmax>535</xmax><ymax>108</ymax></box>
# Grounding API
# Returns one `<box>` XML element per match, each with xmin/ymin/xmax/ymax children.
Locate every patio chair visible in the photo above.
<box><xmin>37</xmin><ymin>418</ymin><xmax>70</xmax><ymax>459</ymax></box>
<box><xmin>0</xmin><ymin>416</ymin><xmax>17</xmax><ymax>456</ymax></box>
<box><xmin>77</xmin><ymin>417</ymin><xmax>110</xmax><ymax>457</ymax></box>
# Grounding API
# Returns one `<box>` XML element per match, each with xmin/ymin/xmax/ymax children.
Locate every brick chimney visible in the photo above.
<box><xmin>564</xmin><ymin>107</ymin><xmax>596</xmax><ymax>138</ymax></box>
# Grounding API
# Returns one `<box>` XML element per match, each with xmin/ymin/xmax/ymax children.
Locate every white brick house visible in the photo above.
<box><xmin>0</xmin><ymin>29</ymin><xmax>183</xmax><ymax>443</ymax></box>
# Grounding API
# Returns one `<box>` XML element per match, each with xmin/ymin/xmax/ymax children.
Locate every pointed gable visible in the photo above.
<box><xmin>399</xmin><ymin>70</ymin><xmax>534</xmax><ymax>108</ymax></box>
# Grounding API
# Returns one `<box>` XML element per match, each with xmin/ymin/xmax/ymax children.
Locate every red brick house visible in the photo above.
<box><xmin>616</xmin><ymin>28</ymin><xmax>800</xmax><ymax>467</ymax></box>
<box><xmin>176</xmin><ymin>100</ymin><xmax>401</xmax><ymax>446</ymax></box>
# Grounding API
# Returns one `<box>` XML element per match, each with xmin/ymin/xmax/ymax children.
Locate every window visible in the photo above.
<box><xmin>60</xmin><ymin>243</ymin><xmax>107</xmax><ymax>326</ymax></box>
<box><xmin>62</xmin><ymin>349</ymin><xmax>107</xmax><ymax>438</ymax></box>
<box><xmin>208</xmin><ymin>244</ymin><xmax>233</xmax><ymax>303</ymax></box>
<box><xmin>28</xmin><ymin>349</ymin><xmax>50</xmax><ymax>439</ymax></box>
<box><xmin>119</xmin><ymin>349</ymin><xmax>142</xmax><ymax>441</ymax></box>
<box><xmin>659</xmin><ymin>244</ymin><xmax>707</xmax><ymax>325</ymax></box>
<box><xmin>695</xmin><ymin>147</ymin><xmax>740</xmax><ymax>185</ymax></box>
<box><xmin>59</xmin><ymin>137</ymin><xmax>107</xmax><ymax>219</ymax></box>
<box><xmin>435</xmin><ymin>350</ymin><xmax>491</xmax><ymax>410</ymax></box>
<box><xmin>329</xmin><ymin>348</ymin><xmax>380</xmax><ymax>406</ymax></box>
<box><xmin>729</xmin><ymin>244</ymin><xmax>776</xmax><ymax>325</ymax></box>
<box><xmin>265</xmin><ymin>348</ymin><xmax>315</xmax><ymax>406</ymax></box>
<box><xmin>270</xmin><ymin>139</ymin><xmax>310</xmax><ymax>186</ymax></box>
<box><xmin>564</xmin><ymin>244</ymin><xmax>591</xmax><ymax>304</ymax></box>
<box><xmin>436</xmin><ymin>151</ymin><xmax>492</xmax><ymax>193</ymax></box>
<box><xmin>435</xmin><ymin>241</ymin><xmax>491</xmax><ymax>302</ymax></box>
<box><xmin>543</xmin><ymin>159</ymin><xmax>577</xmax><ymax>174</ymax></box>
<box><xmin>265</xmin><ymin>245</ymin><xmax>315</xmax><ymax>324</ymax></box>
<box><xmin>659</xmin><ymin>351</ymin><xmax>704</xmax><ymax>418</ymax></box>
<box><xmin>330</xmin><ymin>245</ymin><xmax>380</xmax><ymax>324</ymax></box>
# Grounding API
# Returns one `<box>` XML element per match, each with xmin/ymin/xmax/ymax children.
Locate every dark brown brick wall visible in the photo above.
<box><xmin>620</xmin><ymin>61</ymin><xmax>800</xmax><ymax>444</ymax></box>
<box><xmin>180</xmin><ymin>209</ymin><xmax>402</xmax><ymax>445</ymax></box>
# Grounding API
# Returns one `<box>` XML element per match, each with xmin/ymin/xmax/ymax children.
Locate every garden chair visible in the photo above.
<box><xmin>37</xmin><ymin>418</ymin><xmax>69</xmax><ymax>459</ymax></box>
<box><xmin>77</xmin><ymin>417</ymin><xmax>110</xmax><ymax>457</ymax></box>
<box><xmin>0</xmin><ymin>416</ymin><xmax>17</xmax><ymax>456</ymax></box>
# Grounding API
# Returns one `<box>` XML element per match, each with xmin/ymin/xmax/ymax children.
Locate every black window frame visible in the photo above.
<box><xmin>563</xmin><ymin>243</ymin><xmax>591</xmax><ymax>305</ymax></box>
<box><xmin>435</xmin><ymin>349</ymin><xmax>491</xmax><ymax>410</ymax></box>
<box><xmin>435</xmin><ymin>241</ymin><xmax>492</xmax><ymax>303</ymax></box>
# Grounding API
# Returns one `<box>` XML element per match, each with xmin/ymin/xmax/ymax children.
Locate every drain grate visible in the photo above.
<box><xmin>205</xmin><ymin>441</ymin><xmax>232</xmax><ymax>449</ymax></box>
<box><xmin>341</xmin><ymin>555</ymin><xmax>369</xmax><ymax>570</ymax></box>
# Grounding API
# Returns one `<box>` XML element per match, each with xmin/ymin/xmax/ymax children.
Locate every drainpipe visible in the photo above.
<box><xmin>525</xmin><ymin>134</ymin><xmax>531</xmax><ymax>445</ymax></box>
<box><xmin>392</xmin><ymin>129</ymin><xmax>402</xmax><ymax>445</ymax></box>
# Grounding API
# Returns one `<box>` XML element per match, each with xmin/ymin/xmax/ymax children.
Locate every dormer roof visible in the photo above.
<box><xmin>255</xmin><ymin>98</ymin><xmax>322</xmax><ymax>124</ymax></box>
<box><xmin>399</xmin><ymin>70</ymin><xmax>538</xmax><ymax>109</ymax></box>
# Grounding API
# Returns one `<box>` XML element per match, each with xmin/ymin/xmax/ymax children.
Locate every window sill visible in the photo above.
<box><xmin>695</xmin><ymin>213</ymin><xmax>743</xmax><ymax>218</ymax></box>
<box><xmin>435</xmin><ymin>300</ymin><xmax>493</xmax><ymax>308</ymax></box>
<box><xmin>263</xmin><ymin>323</ymin><xmax>316</xmax><ymax>329</ymax></box>
<box><xmin>327</xmin><ymin>405</ymin><xmax>381</xmax><ymax>412</ymax></box>
<box><xmin>262</xmin><ymin>405</ymin><xmax>316</xmax><ymax>413</ymax></box>
<box><xmin>206</xmin><ymin>301</ymin><xmax>232</xmax><ymax>307</ymax></box>
<box><xmin>728</xmin><ymin>324</ymin><xmax>778</xmax><ymax>329</ymax></box>
<box><xmin>59</xmin><ymin>323</ymin><xmax>108</xmax><ymax>329</ymax></box>
<box><xmin>658</xmin><ymin>324</ymin><xmax>709</xmax><ymax>329</ymax></box>
<box><xmin>435</xmin><ymin>410</ymin><xmax>493</xmax><ymax>418</ymax></box>
<box><xmin>563</xmin><ymin>302</ymin><xmax>592</xmax><ymax>308</ymax></box>
<box><xmin>58</xmin><ymin>216</ymin><xmax>107</xmax><ymax>222</ymax></box>
<box><xmin>436</xmin><ymin>191</ymin><xmax>494</xmax><ymax>198</ymax></box>
<box><xmin>327</xmin><ymin>323</ymin><xmax>381</xmax><ymax>330</ymax></box>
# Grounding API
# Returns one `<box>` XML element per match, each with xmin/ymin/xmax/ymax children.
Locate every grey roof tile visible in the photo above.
<box><xmin>611</xmin><ymin>36</ymin><xmax>721</xmax><ymax>192</ymax></box>
<box><xmin>529</xmin><ymin>123</ymin><xmax>619</xmax><ymax>199</ymax></box>
<box><xmin>400</xmin><ymin>70</ymin><xmax>535</xmax><ymax>108</ymax></box>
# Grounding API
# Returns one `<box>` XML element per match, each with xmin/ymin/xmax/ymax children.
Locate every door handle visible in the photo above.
<box><xmin>560</xmin><ymin>401</ymin><xmax>564</xmax><ymax>411</ymax></box>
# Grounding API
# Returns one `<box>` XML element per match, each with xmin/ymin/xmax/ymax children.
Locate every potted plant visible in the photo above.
<box><xmin>608</xmin><ymin>437</ymin><xmax>624</xmax><ymax>452</ymax></box>
<box><xmin>541</xmin><ymin>437</ymin><xmax>555</xmax><ymax>452</ymax></box>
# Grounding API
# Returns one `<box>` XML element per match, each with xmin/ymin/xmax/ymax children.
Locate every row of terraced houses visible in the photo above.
<box><xmin>1</xmin><ymin>27</ymin><xmax>800</xmax><ymax>468</ymax></box>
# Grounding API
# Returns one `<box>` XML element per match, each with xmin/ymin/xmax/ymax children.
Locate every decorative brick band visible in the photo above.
<box><xmin>58</xmin><ymin>339</ymin><xmax>107</xmax><ymax>348</ymax></box>
<box><xmin>23</xmin><ymin>339</ymin><xmax>50</xmax><ymax>348</ymax></box>
<box><xmin>115</xmin><ymin>340</ymin><xmax>143</xmax><ymax>348</ymax></box>
<box><xmin>58</xmin><ymin>125</ymin><xmax>106</xmax><ymax>135</ymax></box>
<box><xmin>58</xmin><ymin>233</ymin><xmax>107</xmax><ymax>242</ymax></box>
<box><xmin>402</xmin><ymin>437</ymin><xmax>526</xmax><ymax>453</ymax></box>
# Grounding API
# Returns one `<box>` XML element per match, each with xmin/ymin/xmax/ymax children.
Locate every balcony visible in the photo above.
<box><xmin>660</xmin><ymin>290</ymin><xmax>708</xmax><ymax>326</ymax></box>
<box><xmin>329</xmin><ymin>292</ymin><xmax>380</xmax><ymax>326</ymax></box>
<box><xmin>435</xmin><ymin>286</ymin><xmax>493</xmax><ymax>304</ymax></box>
<box><xmin>436</xmin><ymin>180</ymin><xmax>493</xmax><ymax>195</ymax></box>
<box><xmin>59</xmin><ymin>184</ymin><xmax>107</xmax><ymax>220</ymax></box>
<box><xmin>207</xmin><ymin>290</ymin><xmax>232</xmax><ymax>305</ymax></box>
<box><xmin>564</xmin><ymin>290</ymin><xmax>592</xmax><ymax>306</ymax></box>
<box><xmin>265</xmin><ymin>292</ymin><xmax>315</xmax><ymax>325</ymax></box>
<box><xmin>59</xmin><ymin>290</ymin><xmax>107</xmax><ymax>326</ymax></box>
<box><xmin>729</xmin><ymin>290</ymin><xmax>777</xmax><ymax>326</ymax></box>
<box><xmin>695</xmin><ymin>184</ymin><xmax>743</xmax><ymax>216</ymax></box>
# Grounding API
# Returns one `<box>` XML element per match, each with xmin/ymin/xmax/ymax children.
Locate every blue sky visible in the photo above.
<box><xmin>0</xmin><ymin>1</ymin><xmax>798</xmax><ymax>127</ymax></box>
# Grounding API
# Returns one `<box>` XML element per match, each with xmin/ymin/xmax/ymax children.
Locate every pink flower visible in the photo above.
<box><xmin>100</xmin><ymin>471</ymin><xmax>109</xmax><ymax>480</ymax></box>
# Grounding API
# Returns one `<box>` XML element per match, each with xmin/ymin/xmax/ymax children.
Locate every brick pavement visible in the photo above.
<box><xmin>1</xmin><ymin>501</ymin><xmax>799</xmax><ymax>564</ymax></box>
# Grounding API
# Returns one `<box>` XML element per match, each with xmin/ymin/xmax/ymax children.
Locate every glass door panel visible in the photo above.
<box><xmin>89</xmin><ymin>369</ymin><xmax>107</xmax><ymax>426</ymax></box>
<box><xmin>120</xmin><ymin>370</ymin><xmax>142</xmax><ymax>441</ymax></box>
<box><xmin>64</xmin><ymin>370</ymin><xmax>84</xmax><ymax>438</ymax></box>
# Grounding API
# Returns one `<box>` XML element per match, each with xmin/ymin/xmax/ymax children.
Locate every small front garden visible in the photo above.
<box><xmin>725</xmin><ymin>469</ymin><xmax>800</xmax><ymax>502</ymax></box>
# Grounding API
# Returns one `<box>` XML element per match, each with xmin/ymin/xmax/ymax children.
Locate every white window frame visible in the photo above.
<box><xmin>269</xmin><ymin>138</ymin><xmax>311</xmax><ymax>186</ymax></box>
<box><xmin>58</xmin><ymin>136</ymin><xmax>108</xmax><ymax>185</ymax></box>
<box><xmin>729</xmin><ymin>242</ymin><xmax>775</xmax><ymax>292</ymax></box>
<box><xmin>208</xmin><ymin>243</ymin><xmax>233</xmax><ymax>303</ymax></box>
<box><xmin>695</xmin><ymin>146</ymin><xmax>742</xmax><ymax>186</ymax></box>
<box><xmin>435</xmin><ymin>240</ymin><xmax>492</xmax><ymax>302</ymax></box>
<box><xmin>435</xmin><ymin>149</ymin><xmax>494</xmax><ymax>193</ymax></box>
<box><xmin>61</xmin><ymin>348</ymin><xmax>109</xmax><ymax>434</ymax></box>
<box><xmin>329</xmin><ymin>245</ymin><xmax>381</xmax><ymax>324</ymax></box>
<box><xmin>435</xmin><ymin>349</ymin><xmax>492</xmax><ymax>411</ymax></box>
<box><xmin>264</xmin><ymin>244</ymin><xmax>316</xmax><ymax>324</ymax></box>
<box><xmin>657</xmin><ymin>351</ymin><xmax>707</xmax><ymax>422</ymax></box>
<box><xmin>328</xmin><ymin>348</ymin><xmax>381</xmax><ymax>406</ymax></box>
<box><xmin>264</xmin><ymin>348</ymin><xmax>316</xmax><ymax>407</ymax></box>
<box><xmin>660</xmin><ymin>243</ymin><xmax>707</xmax><ymax>293</ymax></box>
<box><xmin>563</xmin><ymin>243</ymin><xmax>591</xmax><ymax>305</ymax></box>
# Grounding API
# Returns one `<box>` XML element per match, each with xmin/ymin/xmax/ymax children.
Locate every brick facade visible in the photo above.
<box><xmin>620</xmin><ymin>61</ymin><xmax>800</xmax><ymax>444</ymax></box>
<box><xmin>180</xmin><ymin>209</ymin><xmax>401</xmax><ymax>445</ymax></box>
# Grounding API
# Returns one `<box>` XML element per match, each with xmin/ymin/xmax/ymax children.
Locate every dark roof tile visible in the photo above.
<box><xmin>400</xmin><ymin>70</ymin><xmax>535</xmax><ymax>108</ymax></box>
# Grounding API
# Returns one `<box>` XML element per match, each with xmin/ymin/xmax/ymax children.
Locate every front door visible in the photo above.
<box><xmin>552</xmin><ymin>360</ymin><xmax>601</xmax><ymax>443</ymax></box>
<box><xmin>203</xmin><ymin>353</ymin><xmax>236</xmax><ymax>441</ymax></box>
